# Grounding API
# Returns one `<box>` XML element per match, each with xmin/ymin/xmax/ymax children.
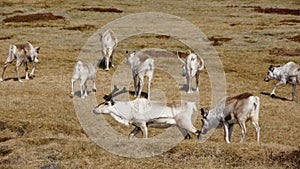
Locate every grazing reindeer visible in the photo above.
<box><xmin>177</xmin><ymin>51</ymin><xmax>204</xmax><ymax>93</ymax></box>
<box><xmin>0</xmin><ymin>41</ymin><xmax>40</xmax><ymax>82</ymax></box>
<box><xmin>126</xmin><ymin>51</ymin><xmax>154</xmax><ymax>99</ymax></box>
<box><xmin>264</xmin><ymin>61</ymin><xmax>300</xmax><ymax>101</ymax></box>
<box><xmin>100</xmin><ymin>29</ymin><xmax>118</xmax><ymax>71</ymax></box>
<box><xmin>93</xmin><ymin>88</ymin><xmax>200</xmax><ymax>139</ymax></box>
<box><xmin>199</xmin><ymin>93</ymin><xmax>260</xmax><ymax>143</ymax></box>
<box><xmin>71</xmin><ymin>61</ymin><xmax>96</xmax><ymax>99</ymax></box>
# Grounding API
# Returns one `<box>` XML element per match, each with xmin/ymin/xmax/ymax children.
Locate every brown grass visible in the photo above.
<box><xmin>0</xmin><ymin>0</ymin><xmax>299</xmax><ymax>168</ymax></box>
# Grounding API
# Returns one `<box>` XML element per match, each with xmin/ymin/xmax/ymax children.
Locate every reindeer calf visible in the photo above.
<box><xmin>1</xmin><ymin>42</ymin><xmax>40</xmax><ymax>82</ymax></box>
<box><xmin>71</xmin><ymin>61</ymin><xmax>96</xmax><ymax>99</ymax></box>
<box><xmin>126</xmin><ymin>51</ymin><xmax>154</xmax><ymax>99</ymax></box>
<box><xmin>177</xmin><ymin>51</ymin><xmax>204</xmax><ymax>93</ymax></box>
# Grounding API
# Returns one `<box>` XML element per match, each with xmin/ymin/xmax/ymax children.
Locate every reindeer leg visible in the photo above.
<box><xmin>92</xmin><ymin>78</ymin><xmax>97</xmax><ymax>92</ymax></box>
<box><xmin>228</xmin><ymin>123</ymin><xmax>234</xmax><ymax>142</ymax></box>
<box><xmin>129</xmin><ymin>126</ymin><xmax>141</xmax><ymax>139</ymax></box>
<box><xmin>24</xmin><ymin>61</ymin><xmax>29</xmax><ymax>80</ymax></box>
<box><xmin>71</xmin><ymin>79</ymin><xmax>75</xmax><ymax>96</ymax></box>
<box><xmin>223</xmin><ymin>121</ymin><xmax>230</xmax><ymax>143</ymax></box>
<box><xmin>138</xmin><ymin>76</ymin><xmax>144</xmax><ymax>98</ymax></box>
<box><xmin>139</xmin><ymin>122</ymin><xmax>148</xmax><ymax>138</ymax></box>
<box><xmin>80</xmin><ymin>80</ymin><xmax>85</xmax><ymax>99</ymax></box>
<box><xmin>30</xmin><ymin>62</ymin><xmax>35</xmax><ymax>77</ymax></box>
<box><xmin>292</xmin><ymin>84</ymin><xmax>296</xmax><ymax>101</ymax></box>
<box><xmin>238</xmin><ymin>120</ymin><xmax>247</xmax><ymax>143</ymax></box>
<box><xmin>187</xmin><ymin>75</ymin><xmax>192</xmax><ymax>93</ymax></box>
<box><xmin>110</xmin><ymin>49</ymin><xmax>115</xmax><ymax>68</ymax></box>
<box><xmin>84</xmin><ymin>81</ymin><xmax>88</xmax><ymax>97</ymax></box>
<box><xmin>1</xmin><ymin>61</ymin><xmax>11</xmax><ymax>81</ymax></box>
<box><xmin>147</xmin><ymin>77</ymin><xmax>152</xmax><ymax>100</ymax></box>
<box><xmin>251</xmin><ymin>120</ymin><xmax>260</xmax><ymax>143</ymax></box>
<box><xmin>104</xmin><ymin>49</ymin><xmax>110</xmax><ymax>71</ymax></box>
<box><xmin>133</xmin><ymin>74</ymin><xmax>138</xmax><ymax>97</ymax></box>
<box><xmin>15</xmin><ymin>66</ymin><xmax>23</xmax><ymax>82</ymax></box>
<box><xmin>271</xmin><ymin>80</ymin><xmax>286</xmax><ymax>97</ymax></box>
<box><xmin>195</xmin><ymin>71</ymin><xmax>200</xmax><ymax>93</ymax></box>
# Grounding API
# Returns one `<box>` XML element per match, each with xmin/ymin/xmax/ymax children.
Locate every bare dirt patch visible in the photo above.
<box><xmin>3</xmin><ymin>12</ymin><xmax>64</xmax><ymax>22</ymax></box>
<box><xmin>61</xmin><ymin>24</ymin><xmax>96</xmax><ymax>31</ymax></box>
<box><xmin>75</xmin><ymin>7</ymin><xmax>123</xmax><ymax>13</ymax></box>
<box><xmin>0</xmin><ymin>36</ymin><xmax>12</xmax><ymax>40</ymax></box>
<box><xmin>208</xmin><ymin>36</ymin><xmax>232</xmax><ymax>46</ymax></box>
<box><xmin>269</xmin><ymin>47</ymin><xmax>300</xmax><ymax>56</ymax></box>
<box><xmin>254</xmin><ymin>7</ymin><xmax>300</xmax><ymax>16</ymax></box>
<box><xmin>155</xmin><ymin>35</ymin><xmax>171</xmax><ymax>39</ymax></box>
<box><xmin>288</xmin><ymin>35</ymin><xmax>300</xmax><ymax>43</ymax></box>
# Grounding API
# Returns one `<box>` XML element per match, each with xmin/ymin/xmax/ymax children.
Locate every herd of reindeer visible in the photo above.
<box><xmin>1</xmin><ymin>29</ymin><xmax>300</xmax><ymax>144</ymax></box>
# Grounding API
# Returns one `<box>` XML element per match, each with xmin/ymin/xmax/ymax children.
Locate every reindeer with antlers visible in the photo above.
<box><xmin>93</xmin><ymin>86</ymin><xmax>200</xmax><ymax>139</ymax></box>
<box><xmin>177</xmin><ymin>51</ymin><xmax>205</xmax><ymax>93</ymax></box>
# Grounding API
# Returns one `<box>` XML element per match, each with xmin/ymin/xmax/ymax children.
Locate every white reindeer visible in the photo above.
<box><xmin>126</xmin><ymin>51</ymin><xmax>154</xmax><ymax>99</ymax></box>
<box><xmin>93</xmin><ymin>93</ymin><xmax>200</xmax><ymax>139</ymax></box>
<box><xmin>100</xmin><ymin>29</ymin><xmax>118</xmax><ymax>71</ymax></box>
<box><xmin>199</xmin><ymin>93</ymin><xmax>260</xmax><ymax>143</ymax></box>
<box><xmin>71</xmin><ymin>61</ymin><xmax>96</xmax><ymax>99</ymax></box>
<box><xmin>264</xmin><ymin>61</ymin><xmax>300</xmax><ymax>101</ymax></box>
<box><xmin>177</xmin><ymin>51</ymin><xmax>204</xmax><ymax>93</ymax></box>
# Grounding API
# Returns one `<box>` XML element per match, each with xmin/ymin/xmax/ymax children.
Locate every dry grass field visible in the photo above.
<box><xmin>0</xmin><ymin>0</ymin><xmax>299</xmax><ymax>168</ymax></box>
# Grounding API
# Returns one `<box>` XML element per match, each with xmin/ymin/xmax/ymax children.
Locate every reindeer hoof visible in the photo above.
<box><xmin>184</xmin><ymin>133</ymin><xmax>192</xmax><ymax>139</ymax></box>
<box><xmin>104</xmin><ymin>68</ymin><xmax>109</xmax><ymax>71</ymax></box>
<box><xmin>92</xmin><ymin>88</ymin><xmax>97</xmax><ymax>92</ymax></box>
<box><xmin>0</xmin><ymin>78</ymin><xmax>3</xmax><ymax>82</ymax></box>
<box><xmin>270</xmin><ymin>94</ymin><xmax>275</xmax><ymax>98</ymax></box>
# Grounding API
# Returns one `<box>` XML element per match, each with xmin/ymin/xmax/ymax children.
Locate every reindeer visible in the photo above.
<box><xmin>0</xmin><ymin>42</ymin><xmax>40</xmax><ymax>82</ymax></box>
<box><xmin>93</xmin><ymin>87</ymin><xmax>200</xmax><ymax>139</ymax></box>
<box><xmin>100</xmin><ymin>29</ymin><xmax>118</xmax><ymax>71</ymax></box>
<box><xmin>264</xmin><ymin>61</ymin><xmax>300</xmax><ymax>101</ymax></box>
<box><xmin>199</xmin><ymin>93</ymin><xmax>260</xmax><ymax>143</ymax></box>
<box><xmin>71</xmin><ymin>61</ymin><xmax>96</xmax><ymax>99</ymax></box>
<box><xmin>177</xmin><ymin>51</ymin><xmax>204</xmax><ymax>93</ymax></box>
<box><xmin>126</xmin><ymin>51</ymin><xmax>154</xmax><ymax>99</ymax></box>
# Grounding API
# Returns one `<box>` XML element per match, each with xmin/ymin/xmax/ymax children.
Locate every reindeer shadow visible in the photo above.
<box><xmin>128</xmin><ymin>90</ymin><xmax>148</xmax><ymax>98</ymax></box>
<box><xmin>97</xmin><ymin>57</ymin><xmax>114</xmax><ymax>70</ymax></box>
<box><xmin>70</xmin><ymin>89</ymin><xmax>96</xmax><ymax>99</ymax></box>
<box><xmin>260</xmin><ymin>92</ymin><xmax>291</xmax><ymax>101</ymax></box>
<box><xmin>3</xmin><ymin>76</ymin><xmax>33</xmax><ymax>81</ymax></box>
<box><xmin>179</xmin><ymin>84</ymin><xmax>198</xmax><ymax>93</ymax></box>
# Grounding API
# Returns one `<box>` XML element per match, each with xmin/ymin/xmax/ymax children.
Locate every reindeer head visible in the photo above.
<box><xmin>264</xmin><ymin>65</ymin><xmax>280</xmax><ymax>82</ymax></box>
<box><xmin>125</xmin><ymin>51</ymin><xmax>136</xmax><ymax>65</ymax></box>
<box><xmin>200</xmin><ymin>108</ymin><xmax>211</xmax><ymax>136</ymax></box>
<box><xmin>93</xmin><ymin>86</ymin><xmax>127</xmax><ymax>114</ymax></box>
<box><xmin>27</xmin><ymin>41</ymin><xmax>40</xmax><ymax>63</ymax></box>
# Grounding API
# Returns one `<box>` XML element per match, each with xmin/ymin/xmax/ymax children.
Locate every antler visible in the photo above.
<box><xmin>177</xmin><ymin>51</ymin><xmax>185</xmax><ymax>64</ymax></box>
<box><xmin>103</xmin><ymin>85</ymin><xmax>128</xmax><ymax>101</ymax></box>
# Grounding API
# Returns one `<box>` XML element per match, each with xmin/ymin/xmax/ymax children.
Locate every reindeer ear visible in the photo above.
<box><xmin>200</xmin><ymin>108</ymin><xmax>208</xmax><ymax>118</ymax></box>
<box><xmin>200</xmin><ymin>108</ymin><xmax>206</xmax><ymax>117</ymax></box>
<box><xmin>111</xmin><ymin>98</ymin><xmax>115</xmax><ymax>105</ymax></box>
<box><xmin>268</xmin><ymin>65</ymin><xmax>274</xmax><ymax>71</ymax></box>
<box><xmin>35</xmin><ymin>47</ymin><xmax>40</xmax><ymax>53</ymax></box>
